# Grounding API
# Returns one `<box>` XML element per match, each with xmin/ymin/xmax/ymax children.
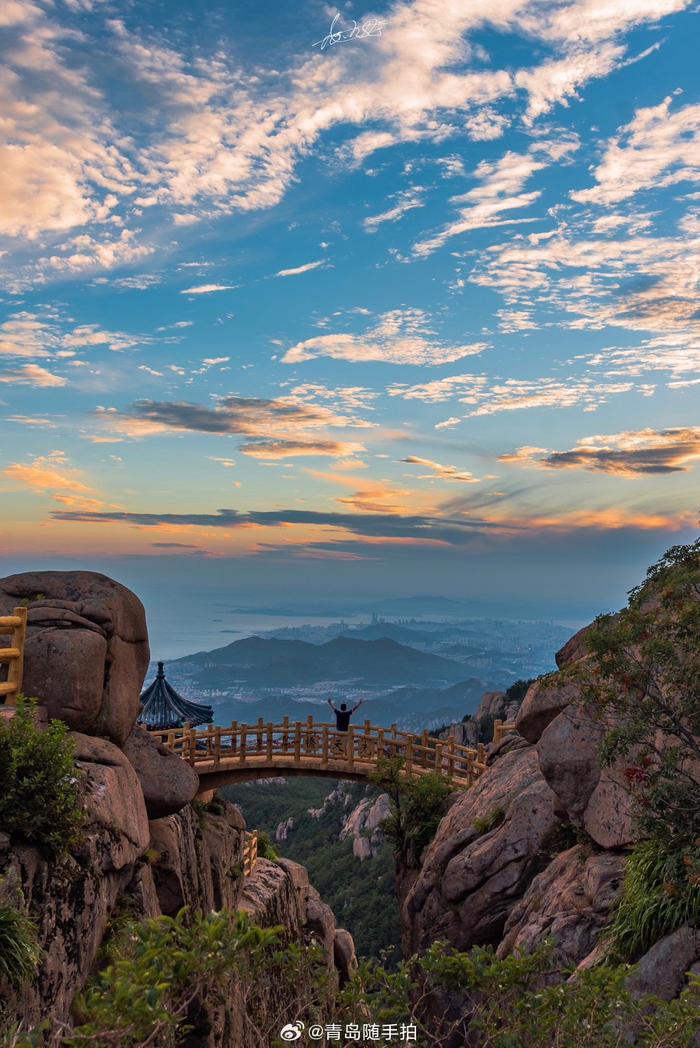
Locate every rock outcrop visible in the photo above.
<box><xmin>0</xmin><ymin>570</ymin><xmax>355</xmax><ymax>1045</ymax></box>
<box><xmin>402</xmin><ymin>736</ymin><xmax>558</xmax><ymax>955</ymax></box>
<box><xmin>340</xmin><ymin>793</ymin><xmax>391</xmax><ymax>861</ymax></box>
<box><xmin>0</xmin><ymin>570</ymin><xmax>149</xmax><ymax>744</ymax></box>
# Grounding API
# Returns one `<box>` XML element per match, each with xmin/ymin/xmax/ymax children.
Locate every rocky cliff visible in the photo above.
<box><xmin>400</xmin><ymin>588</ymin><xmax>700</xmax><ymax>1005</ymax></box>
<box><xmin>0</xmin><ymin>571</ymin><xmax>355</xmax><ymax>1044</ymax></box>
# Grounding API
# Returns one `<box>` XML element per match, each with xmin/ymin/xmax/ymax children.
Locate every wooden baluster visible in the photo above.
<box><xmin>188</xmin><ymin>726</ymin><xmax>196</xmax><ymax>766</ymax></box>
<box><xmin>435</xmin><ymin>741</ymin><xmax>443</xmax><ymax>770</ymax></box>
<box><xmin>306</xmin><ymin>713</ymin><xmax>313</xmax><ymax>753</ymax></box>
<box><xmin>391</xmin><ymin>723</ymin><xmax>397</xmax><ymax>738</ymax></box>
<box><xmin>322</xmin><ymin>725</ymin><xmax>329</xmax><ymax>767</ymax></box>
<box><xmin>467</xmin><ymin>751</ymin><xmax>474</xmax><ymax>787</ymax></box>
<box><xmin>421</xmin><ymin>729</ymin><xmax>430</xmax><ymax>771</ymax></box>
<box><xmin>493</xmin><ymin>719</ymin><xmax>503</xmax><ymax>746</ymax></box>
<box><xmin>282</xmin><ymin>715</ymin><xmax>289</xmax><ymax>753</ymax></box>
<box><xmin>477</xmin><ymin>742</ymin><xmax>486</xmax><ymax>770</ymax></box>
<box><xmin>294</xmin><ymin>722</ymin><xmax>301</xmax><ymax>764</ymax></box>
<box><xmin>447</xmin><ymin>736</ymin><xmax>455</xmax><ymax>780</ymax></box>
<box><xmin>215</xmin><ymin>725</ymin><xmax>222</xmax><ymax>764</ymax></box>
<box><xmin>256</xmin><ymin>717</ymin><xmax>263</xmax><ymax>752</ymax></box>
<box><xmin>7</xmin><ymin>607</ymin><xmax>27</xmax><ymax>706</ymax></box>
<box><xmin>347</xmin><ymin>725</ymin><xmax>355</xmax><ymax>770</ymax></box>
<box><xmin>405</xmin><ymin>735</ymin><xmax>413</xmax><ymax>777</ymax></box>
<box><xmin>230</xmin><ymin>720</ymin><xmax>238</xmax><ymax>754</ymax></box>
<box><xmin>240</xmin><ymin>724</ymin><xmax>247</xmax><ymax>763</ymax></box>
<box><xmin>377</xmin><ymin>728</ymin><xmax>385</xmax><ymax>763</ymax></box>
<box><xmin>266</xmin><ymin>722</ymin><xmax>273</xmax><ymax>761</ymax></box>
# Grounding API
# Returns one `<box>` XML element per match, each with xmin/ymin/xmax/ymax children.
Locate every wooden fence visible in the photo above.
<box><xmin>243</xmin><ymin>830</ymin><xmax>258</xmax><ymax>877</ymax></box>
<box><xmin>492</xmin><ymin>718</ymin><xmax>517</xmax><ymax>746</ymax></box>
<box><xmin>0</xmin><ymin>607</ymin><xmax>28</xmax><ymax>707</ymax></box>
<box><xmin>152</xmin><ymin>716</ymin><xmax>490</xmax><ymax>789</ymax></box>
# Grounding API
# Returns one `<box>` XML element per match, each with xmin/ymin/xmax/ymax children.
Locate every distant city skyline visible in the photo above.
<box><xmin>1</xmin><ymin>0</ymin><xmax>698</xmax><ymax>616</ymax></box>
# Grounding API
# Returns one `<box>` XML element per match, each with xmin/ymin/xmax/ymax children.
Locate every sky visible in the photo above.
<box><xmin>0</xmin><ymin>0</ymin><xmax>698</xmax><ymax>629</ymax></box>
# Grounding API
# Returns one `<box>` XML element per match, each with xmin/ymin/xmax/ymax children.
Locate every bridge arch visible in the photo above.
<box><xmin>152</xmin><ymin>717</ymin><xmax>492</xmax><ymax>792</ymax></box>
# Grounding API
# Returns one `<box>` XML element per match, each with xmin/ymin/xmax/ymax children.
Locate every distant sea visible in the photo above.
<box><xmin>147</xmin><ymin>610</ymin><xmax>365</xmax><ymax>661</ymax></box>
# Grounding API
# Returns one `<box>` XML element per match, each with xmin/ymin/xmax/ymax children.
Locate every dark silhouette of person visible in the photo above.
<box><xmin>327</xmin><ymin>697</ymin><xmax>363</xmax><ymax>732</ymax></box>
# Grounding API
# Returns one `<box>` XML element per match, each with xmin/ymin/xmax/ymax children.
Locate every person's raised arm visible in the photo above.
<box><xmin>352</xmin><ymin>699</ymin><xmax>364</xmax><ymax>712</ymax></box>
<box><xmin>327</xmin><ymin>698</ymin><xmax>336</xmax><ymax>712</ymax></box>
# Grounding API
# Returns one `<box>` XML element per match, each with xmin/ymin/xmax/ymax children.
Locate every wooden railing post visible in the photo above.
<box><xmin>405</xmin><ymin>735</ymin><xmax>413</xmax><ymax>776</ymax></box>
<box><xmin>188</xmin><ymin>725</ymin><xmax>196</xmax><ymax>766</ymax></box>
<box><xmin>294</xmin><ymin>722</ymin><xmax>301</xmax><ymax>764</ymax></box>
<box><xmin>282</xmin><ymin>715</ymin><xmax>289</xmax><ymax>752</ymax></box>
<box><xmin>321</xmin><ymin>725</ymin><xmax>329</xmax><ymax>767</ymax></box>
<box><xmin>493</xmin><ymin>719</ymin><xmax>503</xmax><ymax>746</ymax></box>
<box><xmin>347</xmin><ymin>725</ymin><xmax>355</xmax><ymax>770</ymax></box>
<box><xmin>256</xmin><ymin>717</ymin><xmax>263</xmax><ymax>751</ymax></box>
<box><xmin>240</xmin><ymin>724</ymin><xmax>247</xmax><ymax>763</ymax></box>
<box><xmin>266</xmin><ymin>722</ymin><xmax>273</xmax><ymax>761</ymax></box>
<box><xmin>230</xmin><ymin>721</ymin><xmax>238</xmax><ymax>754</ymax></box>
<box><xmin>0</xmin><ymin>607</ymin><xmax>28</xmax><ymax>707</ymax></box>
<box><xmin>447</xmin><ymin>736</ymin><xmax>455</xmax><ymax>779</ymax></box>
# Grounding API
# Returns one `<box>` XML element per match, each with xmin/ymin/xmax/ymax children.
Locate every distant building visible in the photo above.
<box><xmin>138</xmin><ymin>661</ymin><xmax>213</xmax><ymax>730</ymax></box>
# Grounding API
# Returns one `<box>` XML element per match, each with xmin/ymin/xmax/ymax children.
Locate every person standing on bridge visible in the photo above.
<box><xmin>327</xmin><ymin>697</ymin><xmax>363</xmax><ymax>732</ymax></box>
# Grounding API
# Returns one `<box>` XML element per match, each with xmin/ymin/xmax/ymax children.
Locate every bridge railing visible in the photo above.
<box><xmin>152</xmin><ymin>716</ymin><xmax>489</xmax><ymax>787</ymax></box>
<box><xmin>493</xmin><ymin>718</ymin><xmax>518</xmax><ymax>746</ymax></box>
<box><xmin>243</xmin><ymin>830</ymin><xmax>258</xmax><ymax>876</ymax></box>
<box><xmin>0</xmin><ymin>607</ymin><xmax>28</xmax><ymax>707</ymax></box>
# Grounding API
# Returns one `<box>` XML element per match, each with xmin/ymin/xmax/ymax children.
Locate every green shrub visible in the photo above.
<box><xmin>473</xmin><ymin>807</ymin><xmax>504</xmax><ymax>835</ymax></box>
<box><xmin>607</xmin><ymin>838</ymin><xmax>700</xmax><ymax>961</ymax></box>
<box><xmin>0</xmin><ymin>699</ymin><xmax>83</xmax><ymax>851</ymax></box>
<box><xmin>337</xmin><ymin>940</ymin><xmax>700</xmax><ymax>1047</ymax></box>
<box><xmin>256</xmin><ymin>829</ymin><xmax>278</xmax><ymax>860</ymax></box>
<box><xmin>370</xmin><ymin>758</ymin><xmax>452</xmax><ymax>867</ymax></box>
<box><xmin>0</xmin><ymin>904</ymin><xmax>41</xmax><ymax>989</ymax></box>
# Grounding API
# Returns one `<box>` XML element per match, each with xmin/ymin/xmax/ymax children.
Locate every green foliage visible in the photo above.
<box><xmin>570</xmin><ymin>539</ymin><xmax>700</xmax><ymax>958</ymax></box>
<box><xmin>256</xmin><ymin>829</ymin><xmax>278</xmax><ymax>860</ymax></box>
<box><xmin>205</xmin><ymin>794</ymin><xmax>227</xmax><ymax>816</ymax></box>
<box><xmin>505</xmin><ymin>678</ymin><xmax>535</xmax><ymax>704</ymax></box>
<box><xmin>370</xmin><ymin>757</ymin><xmax>452</xmax><ymax>869</ymax></box>
<box><xmin>66</xmin><ymin>909</ymin><xmax>284</xmax><ymax>1047</ymax></box>
<box><xmin>0</xmin><ymin>698</ymin><xmax>83</xmax><ymax>850</ymax></box>
<box><xmin>0</xmin><ymin>904</ymin><xmax>41</xmax><ymax>989</ymax></box>
<box><xmin>473</xmin><ymin>807</ymin><xmax>504</xmax><ymax>835</ymax></box>
<box><xmin>337</xmin><ymin>940</ymin><xmax>700</xmax><ymax>1047</ymax></box>
<box><xmin>607</xmin><ymin>838</ymin><xmax>700</xmax><ymax>962</ymax></box>
<box><xmin>225</xmin><ymin>777</ymin><xmax>402</xmax><ymax>962</ymax></box>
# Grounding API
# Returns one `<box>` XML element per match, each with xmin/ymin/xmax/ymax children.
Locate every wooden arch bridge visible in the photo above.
<box><xmin>152</xmin><ymin>716</ymin><xmax>516</xmax><ymax>792</ymax></box>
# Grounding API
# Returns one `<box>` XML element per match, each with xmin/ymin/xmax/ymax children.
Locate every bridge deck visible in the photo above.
<box><xmin>152</xmin><ymin>717</ymin><xmax>491</xmax><ymax>789</ymax></box>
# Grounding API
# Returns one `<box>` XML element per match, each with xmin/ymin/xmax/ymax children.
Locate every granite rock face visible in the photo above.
<box><xmin>497</xmin><ymin>844</ymin><xmax>626</xmax><ymax>968</ymax></box>
<box><xmin>402</xmin><ymin>738</ymin><xmax>558</xmax><ymax>954</ymax></box>
<box><xmin>122</xmin><ymin>724</ymin><xmax>200</xmax><ymax>819</ymax></box>
<box><xmin>0</xmin><ymin>570</ymin><xmax>149</xmax><ymax>744</ymax></box>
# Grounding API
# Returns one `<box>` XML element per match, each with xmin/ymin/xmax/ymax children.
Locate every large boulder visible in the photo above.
<box><xmin>72</xmin><ymin>732</ymin><xmax>150</xmax><ymax>871</ymax></box>
<box><xmin>516</xmin><ymin>676</ymin><xmax>581</xmax><ymax>744</ymax></box>
<box><xmin>148</xmin><ymin>800</ymin><xmax>245</xmax><ymax>915</ymax></box>
<box><xmin>122</xmin><ymin>725</ymin><xmax>199</xmax><ymax>819</ymax></box>
<box><xmin>402</xmin><ymin>738</ymin><xmax>559</xmax><ymax>955</ymax></box>
<box><xmin>498</xmin><ymin>845</ymin><xmax>626</xmax><ymax>967</ymax></box>
<box><xmin>537</xmin><ymin>704</ymin><xmax>636</xmax><ymax>848</ymax></box>
<box><xmin>0</xmin><ymin>571</ymin><xmax>149</xmax><ymax>744</ymax></box>
<box><xmin>626</xmin><ymin>925</ymin><xmax>700</xmax><ymax>1000</ymax></box>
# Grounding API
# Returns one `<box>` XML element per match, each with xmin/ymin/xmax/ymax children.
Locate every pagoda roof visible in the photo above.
<box><xmin>138</xmin><ymin>662</ymin><xmax>213</xmax><ymax>730</ymax></box>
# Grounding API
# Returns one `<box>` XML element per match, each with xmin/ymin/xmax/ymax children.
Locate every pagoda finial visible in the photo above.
<box><xmin>157</xmin><ymin>661</ymin><xmax>165</xmax><ymax>677</ymax></box>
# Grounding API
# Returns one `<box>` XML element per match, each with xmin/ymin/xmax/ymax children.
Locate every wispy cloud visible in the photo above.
<box><xmin>180</xmin><ymin>284</ymin><xmax>238</xmax><ymax>295</ymax></box>
<box><xmin>275</xmin><ymin>260</ymin><xmax>326</xmax><ymax>277</ymax></box>
<box><xmin>0</xmin><ymin>364</ymin><xmax>66</xmax><ymax>387</ymax></box>
<box><xmin>283</xmin><ymin>309</ymin><xmax>488</xmax><ymax>366</ymax></box>
<box><xmin>502</xmin><ymin>427</ymin><xmax>700</xmax><ymax>475</ymax></box>
<box><xmin>402</xmin><ymin>456</ymin><xmax>479</xmax><ymax>483</ymax></box>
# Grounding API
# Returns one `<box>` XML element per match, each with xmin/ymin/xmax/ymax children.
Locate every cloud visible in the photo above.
<box><xmin>413</xmin><ymin>138</ymin><xmax>578</xmax><ymax>257</ymax></box>
<box><xmin>50</xmin><ymin>505</ymin><xmax>503</xmax><ymax>546</ymax></box>
<box><xmin>501</xmin><ymin>427</ymin><xmax>700</xmax><ymax>476</ymax></box>
<box><xmin>275</xmin><ymin>260</ymin><xmax>326</xmax><ymax>277</ymax></box>
<box><xmin>572</xmin><ymin>97</ymin><xmax>700</xmax><ymax>205</ymax></box>
<box><xmin>283</xmin><ymin>309</ymin><xmax>488</xmax><ymax>366</ymax></box>
<box><xmin>180</xmin><ymin>284</ymin><xmax>237</xmax><ymax>295</ymax></box>
<box><xmin>94</xmin><ymin>393</ymin><xmax>371</xmax><ymax>444</ymax></box>
<box><xmin>240</xmin><ymin>440</ymin><xmax>365</xmax><ymax>460</ymax></box>
<box><xmin>389</xmin><ymin>374</ymin><xmax>486</xmax><ymax>402</ymax></box>
<box><xmin>363</xmin><ymin>189</ymin><xmax>425</xmax><ymax>232</ymax></box>
<box><xmin>402</xmin><ymin>456</ymin><xmax>479</xmax><ymax>482</ymax></box>
<box><xmin>0</xmin><ymin>363</ymin><xmax>66</xmax><ymax>387</ymax></box>
<box><xmin>3</xmin><ymin>451</ymin><xmax>94</xmax><ymax>497</ymax></box>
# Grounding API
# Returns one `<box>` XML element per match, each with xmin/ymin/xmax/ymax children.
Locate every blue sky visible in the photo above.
<box><xmin>0</xmin><ymin>0</ymin><xmax>698</xmax><ymax>621</ymax></box>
